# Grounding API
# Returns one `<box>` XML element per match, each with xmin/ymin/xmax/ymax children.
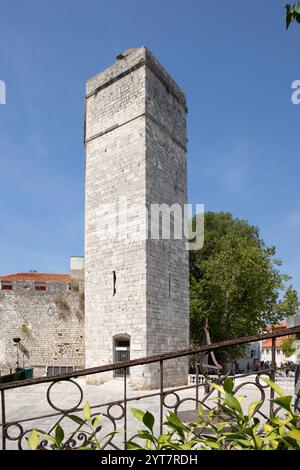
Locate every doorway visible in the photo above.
<box><xmin>113</xmin><ymin>335</ymin><xmax>130</xmax><ymax>377</ymax></box>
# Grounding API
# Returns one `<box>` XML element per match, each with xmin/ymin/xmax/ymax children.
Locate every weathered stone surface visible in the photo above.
<box><xmin>85</xmin><ymin>46</ymin><xmax>189</xmax><ymax>388</ymax></box>
<box><xmin>0</xmin><ymin>281</ymin><xmax>85</xmax><ymax>376</ymax></box>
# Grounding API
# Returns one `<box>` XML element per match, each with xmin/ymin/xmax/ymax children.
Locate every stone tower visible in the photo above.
<box><xmin>85</xmin><ymin>47</ymin><xmax>189</xmax><ymax>389</ymax></box>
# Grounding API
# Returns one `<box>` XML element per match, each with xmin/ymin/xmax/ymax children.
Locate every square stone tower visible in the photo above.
<box><xmin>85</xmin><ymin>47</ymin><xmax>189</xmax><ymax>389</ymax></box>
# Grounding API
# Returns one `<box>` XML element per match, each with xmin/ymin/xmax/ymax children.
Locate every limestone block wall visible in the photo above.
<box><xmin>0</xmin><ymin>282</ymin><xmax>85</xmax><ymax>376</ymax></box>
<box><xmin>85</xmin><ymin>46</ymin><xmax>189</xmax><ymax>389</ymax></box>
<box><xmin>85</xmin><ymin>63</ymin><xmax>147</xmax><ymax>383</ymax></box>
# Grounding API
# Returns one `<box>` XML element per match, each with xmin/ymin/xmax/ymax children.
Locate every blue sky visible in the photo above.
<box><xmin>0</xmin><ymin>1</ymin><xmax>300</xmax><ymax>294</ymax></box>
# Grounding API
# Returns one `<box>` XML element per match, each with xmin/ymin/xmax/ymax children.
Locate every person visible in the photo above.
<box><xmin>247</xmin><ymin>361</ymin><xmax>250</xmax><ymax>373</ymax></box>
<box><xmin>286</xmin><ymin>365</ymin><xmax>290</xmax><ymax>377</ymax></box>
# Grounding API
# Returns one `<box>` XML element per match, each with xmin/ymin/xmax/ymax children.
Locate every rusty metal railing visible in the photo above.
<box><xmin>1</xmin><ymin>325</ymin><xmax>299</xmax><ymax>450</ymax></box>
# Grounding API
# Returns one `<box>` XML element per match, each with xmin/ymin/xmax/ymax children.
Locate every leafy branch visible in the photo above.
<box><xmin>286</xmin><ymin>2</ymin><xmax>300</xmax><ymax>29</ymax></box>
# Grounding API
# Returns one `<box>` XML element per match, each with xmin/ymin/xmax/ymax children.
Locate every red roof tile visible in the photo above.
<box><xmin>0</xmin><ymin>273</ymin><xmax>71</xmax><ymax>283</ymax></box>
<box><xmin>262</xmin><ymin>337</ymin><xmax>286</xmax><ymax>348</ymax></box>
<box><xmin>262</xmin><ymin>323</ymin><xmax>289</xmax><ymax>348</ymax></box>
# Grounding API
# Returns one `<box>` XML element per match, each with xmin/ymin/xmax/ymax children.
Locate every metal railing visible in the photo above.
<box><xmin>1</xmin><ymin>325</ymin><xmax>299</xmax><ymax>450</ymax></box>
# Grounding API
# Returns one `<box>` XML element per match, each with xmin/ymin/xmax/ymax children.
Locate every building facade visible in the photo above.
<box><xmin>0</xmin><ymin>258</ymin><xmax>85</xmax><ymax>377</ymax></box>
<box><xmin>85</xmin><ymin>47</ymin><xmax>190</xmax><ymax>389</ymax></box>
<box><xmin>261</xmin><ymin>322</ymin><xmax>297</xmax><ymax>366</ymax></box>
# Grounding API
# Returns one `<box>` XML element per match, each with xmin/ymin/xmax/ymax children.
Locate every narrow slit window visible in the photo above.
<box><xmin>168</xmin><ymin>273</ymin><xmax>171</xmax><ymax>298</ymax></box>
<box><xmin>113</xmin><ymin>271</ymin><xmax>116</xmax><ymax>296</ymax></box>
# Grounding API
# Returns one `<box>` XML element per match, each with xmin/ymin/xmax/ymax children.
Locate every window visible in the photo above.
<box><xmin>46</xmin><ymin>366</ymin><xmax>74</xmax><ymax>376</ymax></box>
<box><xmin>1</xmin><ymin>282</ymin><xmax>12</xmax><ymax>290</ymax></box>
<box><xmin>35</xmin><ymin>283</ymin><xmax>46</xmax><ymax>291</ymax></box>
<box><xmin>266</xmin><ymin>348</ymin><xmax>270</xmax><ymax>355</ymax></box>
<box><xmin>276</xmin><ymin>349</ymin><xmax>281</xmax><ymax>355</ymax></box>
<box><xmin>113</xmin><ymin>335</ymin><xmax>130</xmax><ymax>377</ymax></box>
<box><xmin>112</xmin><ymin>271</ymin><xmax>116</xmax><ymax>296</ymax></box>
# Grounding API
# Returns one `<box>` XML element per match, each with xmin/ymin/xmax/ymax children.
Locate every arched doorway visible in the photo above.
<box><xmin>113</xmin><ymin>335</ymin><xmax>130</xmax><ymax>377</ymax></box>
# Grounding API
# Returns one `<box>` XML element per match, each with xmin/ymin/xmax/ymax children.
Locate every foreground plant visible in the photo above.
<box><xmin>27</xmin><ymin>379</ymin><xmax>300</xmax><ymax>450</ymax></box>
<box><xmin>128</xmin><ymin>378</ymin><xmax>300</xmax><ymax>450</ymax></box>
<box><xmin>27</xmin><ymin>402</ymin><xmax>118</xmax><ymax>450</ymax></box>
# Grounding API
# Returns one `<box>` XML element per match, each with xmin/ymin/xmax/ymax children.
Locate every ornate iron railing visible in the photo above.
<box><xmin>1</xmin><ymin>325</ymin><xmax>300</xmax><ymax>450</ymax></box>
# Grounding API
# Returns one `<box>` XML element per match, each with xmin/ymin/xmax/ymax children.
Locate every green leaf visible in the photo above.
<box><xmin>143</xmin><ymin>411</ymin><xmax>155</xmax><ymax>432</ymax></box>
<box><xmin>272</xmin><ymin>396</ymin><xmax>292</xmax><ymax>413</ymax></box>
<box><xmin>200</xmin><ymin>439</ymin><xmax>221</xmax><ymax>449</ymax></box>
<box><xmin>131</xmin><ymin>408</ymin><xmax>145</xmax><ymax>423</ymax></box>
<box><xmin>127</xmin><ymin>441</ymin><xmax>144</xmax><ymax>450</ymax></box>
<box><xmin>165</xmin><ymin>412</ymin><xmax>188</xmax><ymax>431</ymax></box>
<box><xmin>27</xmin><ymin>430</ymin><xmax>40</xmax><ymax>450</ymax></box>
<box><xmin>55</xmin><ymin>424</ymin><xmax>64</xmax><ymax>446</ymax></box>
<box><xmin>198</xmin><ymin>403</ymin><xmax>204</xmax><ymax>416</ymax></box>
<box><xmin>208</xmin><ymin>381</ymin><xmax>225</xmax><ymax>395</ymax></box>
<box><xmin>91</xmin><ymin>414</ymin><xmax>102</xmax><ymax>430</ymax></box>
<box><xmin>231</xmin><ymin>439</ymin><xmax>254</xmax><ymax>448</ymax></box>
<box><xmin>84</xmin><ymin>402</ymin><xmax>91</xmax><ymax>421</ymax></box>
<box><xmin>236</xmin><ymin>395</ymin><xmax>246</xmax><ymax>404</ymax></box>
<box><xmin>263</xmin><ymin>423</ymin><xmax>274</xmax><ymax>434</ymax></box>
<box><xmin>223</xmin><ymin>377</ymin><xmax>234</xmax><ymax>393</ymax></box>
<box><xmin>286</xmin><ymin>428</ymin><xmax>300</xmax><ymax>442</ymax></box>
<box><xmin>137</xmin><ymin>430</ymin><xmax>156</xmax><ymax>443</ymax></box>
<box><xmin>216</xmin><ymin>422</ymin><xmax>227</xmax><ymax>433</ymax></box>
<box><xmin>224</xmin><ymin>391</ymin><xmax>243</xmax><ymax>414</ymax></box>
<box><xmin>68</xmin><ymin>415</ymin><xmax>85</xmax><ymax>426</ymax></box>
<box><xmin>165</xmin><ymin>412</ymin><xmax>187</xmax><ymax>440</ymax></box>
<box><xmin>76</xmin><ymin>447</ymin><xmax>94</xmax><ymax>451</ymax></box>
<box><xmin>158</xmin><ymin>433</ymin><xmax>172</xmax><ymax>444</ymax></box>
<box><xmin>262</xmin><ymin>378</ymin><xmax>285</xmax><ymax>397</ymax></box>
<box><xmin>286</xmin><ymin>11</ymin><xmax>293</xmax><ymax>29</ymax></box>
<box><xmin>247</xmin><ymin>400</ymin><xmax>262</xmax><ymax>419</ymax></box>
<box><xmin>294</xmin><ymin>1</ymin><xmax>300</xmax><ymax>14</ymax></box>
<box><xmin>253</xmin><ymin>433</ymin><xmax>263</xmax><ymax>450</ymax></box>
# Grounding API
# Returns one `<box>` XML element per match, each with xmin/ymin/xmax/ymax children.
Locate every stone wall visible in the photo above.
<box><xmin>85</xmin><ymin>46</ymin><xmax>189</xmax><ymax>389</ymax></box>
<box><xmin>0</xmin><ymin>281</ymin><xmax>85</xmax><ymax>376</ymax></box>
<box><xmin>145</xmin><ymin>62</ymin><xmax>189</xmax><ymax>387</ymax></box>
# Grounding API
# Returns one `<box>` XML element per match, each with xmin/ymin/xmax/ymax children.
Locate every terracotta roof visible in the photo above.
<box><xmin>262</xmin><ymin>337</ymin><xmax>286</xmax><ymax>348</ymax></box>
<box><xmin>262</xmin><ymin>322</ymin><xmax>289</xmax><ymax>348</ymax></box>
<box><xmin>265</xmin><ymin>322</ymin><xmax>287</xmax><ymax>331</ymax></box>
<box><xmin>0</xmin><ymin>273</ymin><xmax>71</xmax><ymax>283</ymax></box>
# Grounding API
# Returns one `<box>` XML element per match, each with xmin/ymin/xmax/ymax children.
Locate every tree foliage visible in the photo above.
<box><xmin>286</xmin><ymin>2</ymin><xmax>300</xmax><ymax>29</ymax></box>
<box><xmin>189</xmin><ymin>212</ymin><xmax>299</xmax><ymax>351</ymax></box>
<box><xmin>281</xmin><ymin>335</ymin><xmax>297</xmax><ymax>358</ymax></box>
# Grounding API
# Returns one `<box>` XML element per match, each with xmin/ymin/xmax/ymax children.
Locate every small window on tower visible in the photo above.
<box><xmin>112</xmin><ymin>271</ymin><xmax>116</xmax><ymax>296</ymax></box>
<box><xmin>35</xmin><ymin>283</ymin><xmax>46</xmax><ymax>291</ymax></box>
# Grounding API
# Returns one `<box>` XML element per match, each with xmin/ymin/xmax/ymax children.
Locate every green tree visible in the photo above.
<box><xmin>190</xmin><ymin>212</ymin><xmax>299</xmax><ymax>353</ymax></box>
<box><xmin>282</xmin><ymin>335</ymin><xmax>297</xmax><ymax>358</ymax></box>
<box><xmin>286</xmin><ymin>2</ymin><xmax>300</xmax><ymax>29</ymax></box>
